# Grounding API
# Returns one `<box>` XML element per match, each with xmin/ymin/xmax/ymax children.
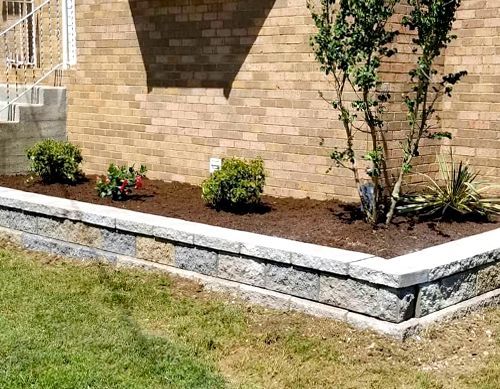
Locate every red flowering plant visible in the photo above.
<box><xmin>96</xmin><ymin>163</ymin><xmax>147</xmax><ymax>200</ymax></box>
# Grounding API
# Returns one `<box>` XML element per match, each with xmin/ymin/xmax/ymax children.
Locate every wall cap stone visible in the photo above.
<box><xmin>0</xmin><ymin>187</ymin><xmax>373</xmax><ymax>276</ymax></box>
<box><xmin>350</xmin><ymin>229</ymin><xmax>500</xmax><ymax>287</ymax></box>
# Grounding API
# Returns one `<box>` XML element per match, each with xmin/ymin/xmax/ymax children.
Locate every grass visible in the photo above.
<box><xmin>0</xmin><ymin>243</ymin><xmax>499</xmax><ymax>388</ymax></box>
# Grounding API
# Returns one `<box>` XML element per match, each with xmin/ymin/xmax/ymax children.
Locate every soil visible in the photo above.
<box><xmin>0</xmin><ymin>174</ymin><xmax>497</xmax><ymax>258</ymax></box>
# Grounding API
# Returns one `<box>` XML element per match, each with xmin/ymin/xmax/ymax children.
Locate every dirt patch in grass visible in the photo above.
<box><xmin>0</xmin><ymin>174</ymin><xmax>497</xmax><ymax>257</ymax></box>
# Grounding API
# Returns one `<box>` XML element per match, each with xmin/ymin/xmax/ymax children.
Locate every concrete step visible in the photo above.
<box><xmin>0</xmin><ymin>85</ymin><xmax>37</xmax><ymax>105</ymax></box>
<box><xmin>0</xmin><ymin>86</ymin><xmax>66</xmax><ymax>123</ymax></box>
<box><xmin>0</xmin><ymin>85</ymin><xmax>67</xmax><ymax>175</ymax></box>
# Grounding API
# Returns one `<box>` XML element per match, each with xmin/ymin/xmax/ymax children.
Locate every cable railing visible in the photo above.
<box><xmin>0</xmin><ymin>0</ymin><xmax>68</xmax><ymax>121</ymax></box>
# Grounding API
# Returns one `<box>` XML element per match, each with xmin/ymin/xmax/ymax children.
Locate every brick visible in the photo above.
<box><xmin>47</xmin><ymin>0</ymin><xmax>499</xmax><ymax>200</ymax></box>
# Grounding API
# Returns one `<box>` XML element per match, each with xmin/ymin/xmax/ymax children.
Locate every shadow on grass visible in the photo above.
<box><xmin>0</xmin><ymin>256</ymin><xmax>225</xmax><ymax>388</ymax></box>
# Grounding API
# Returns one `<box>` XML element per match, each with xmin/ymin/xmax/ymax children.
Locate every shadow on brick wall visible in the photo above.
<box><xmin>129</xmin><ymin>0</ymin><xmax>276</xmax><ymax>98</ymax></box>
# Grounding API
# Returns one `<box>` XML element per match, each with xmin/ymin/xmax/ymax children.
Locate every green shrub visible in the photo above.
<box><xmin>202</xmin><ymin>157</ymin><xmax>265</xmax><ymax>210</ymax></box>
<box><xmin>96</xmin><ymin>164</ymin><xmax>147</xmax><ymax>200</ymax></box>
<box><xmin>26</xmin><ymin>139</ymin><xmax>83</xmax><ymax>183</ymax></box>
<box><xmin>397</xmin><ymin>153</ymin><xmax>500</xmax><ymax>218</ymax></box>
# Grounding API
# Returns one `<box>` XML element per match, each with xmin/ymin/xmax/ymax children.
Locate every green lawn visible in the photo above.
<box><xmin>0</xmin><ymin>243</ymin><xmax>499</xmax><ymax>388</ymax></box>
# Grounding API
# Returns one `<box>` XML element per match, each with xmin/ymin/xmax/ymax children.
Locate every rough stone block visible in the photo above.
<box><xmin>319</xmin><ymin>275</ymin><xmax>415</xmax><ymax>323</ymax></box>
<box><xmin>36</xmin><ymin>216</ymin><xmax>61</xmax><ymax>239</ymax></box>
<box><xmin>37</xmin><ymin>216</ymin><xmax>63</xmax><ymax>239</ymax></box>
<box><xmin>136</xmin><ymin>236</ymin><xmax>175</xmax><ymax>265</ymax></box>
<box><xmin>102</xmin><ymin>229</ymin><xmax>136</xmax><ymax>256</ymax></box>
<box><xmin>218</xmin><ymin>254</ymin><xmax>265</xmax><ymax>287</ymax></box>
<box><xmin>416</xmin><ymin>271</ymin><xmax>477</xmax><ymax>317</ymax></box>
<box><xmin>476</xmin><ymin>261</ymin><xmax>500</xmax><ymax>295</ymax></box>
<box><xmin>0</xmin><ymin>207</ymin><xmax>37</xmax><ymax>233</ymax></box>
<box><xmin>0</xmin><ymin>225</ymin><xmax>23</xmax><ymax>245</ymax></box>
<box><xmin>428</xmin><ymin>249</ymin><xmax>500</xmax><ymax>281</ymax></box>
<box><xmin>65</xmin><ymin>221</ymin><xmax>103</xmax><ymax>248</ymax></box>
<box><xmin>265</xmin><ymin>263</ymin><xmax>319</xmax><ymax>300</ymax></box>
<box><xmin>175</xmin><ymin>246</ymin><xmax>217</xmax><ymax>276</ymax></box>
<box><xmin>0</xmin><ymin>208</ymin><xmax>15</xmax><ymax>228</ymax></box>
<box><xmin>37</xmin><ymin>217</ymin><xmax>103</xmax><ymax>248</ymax></box>
<box><xmin>22</xmin><ymin>233</ymin><xmax>116</xmax><ymax>264</ymax></box>
<box><xmin>15</xmin><ymin>213</ymin><xmax>38</xmax><ymax>233</ymax></box>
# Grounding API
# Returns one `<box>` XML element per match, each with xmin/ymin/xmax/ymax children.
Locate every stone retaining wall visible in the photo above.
<box><xmin>0</xmin><ymin>186</ymin><xmax>498</xmax><ymax>336</ymax></box>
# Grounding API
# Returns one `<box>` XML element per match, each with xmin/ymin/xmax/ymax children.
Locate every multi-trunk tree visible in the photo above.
<box><xmin>309</xmin><ymin>0</ymin><xmax>466</xmax><ymax>224</ymax></box>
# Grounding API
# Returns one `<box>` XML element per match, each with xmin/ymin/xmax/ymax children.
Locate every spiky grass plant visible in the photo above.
<box><xmin>397</xmin><ymin>153</ymin><xmax>500</xmax><ymax>218</ymax></box>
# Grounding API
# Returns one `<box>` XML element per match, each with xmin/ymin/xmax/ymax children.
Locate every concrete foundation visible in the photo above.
<box><xmin>0</xmin><ymin>86</ymin><xmax>67</xmax><ymax>174</ymax></box>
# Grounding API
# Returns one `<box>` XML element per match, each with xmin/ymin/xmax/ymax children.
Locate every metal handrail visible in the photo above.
<box><xmin>0</xmin><ymin>0</ymin><xmax>64</xmax><ymax>120</ymax></box>
<box><xmin>1</xmin><ymin>0</ymin><xmax>49</xmax><ymax>37</ymax></box>
<box><xmin>0</xmin><ymin>63</ymin><xmax>62</xmax><ymax>116</ymax></box>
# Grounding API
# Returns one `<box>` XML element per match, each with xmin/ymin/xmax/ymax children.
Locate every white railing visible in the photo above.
<box><xmin>1</xmin><ymin>1</ymin><xmax>35</xmax><ymax>30</ymax></box>
<box><xmin>0</xmin><ymin>0</ymin><xmax>75</xmax><ymax>120</ymax></box>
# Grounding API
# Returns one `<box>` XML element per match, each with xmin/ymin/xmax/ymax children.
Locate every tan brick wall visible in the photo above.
<box><xmin>441</xmin><ymin>0</ymin><xmax>500</xmax><ymax>185</ymax></box>
<box><xmin>0</xmin><ymin>0</ymin><xmax>63</xmax><ymax>87</ymax></box>
<box><xmin>63</xmin><ymin>0</ymin><xmax>500</xmax><ymax>201</ymax></box>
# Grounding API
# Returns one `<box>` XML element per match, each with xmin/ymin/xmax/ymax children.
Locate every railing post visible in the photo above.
<box><xmin>61</xmin><ymin>0</ymin><xmax>76</xmax><ymax>68</ymax></box>
<box><xmin>0</xmin><ymin>0</ymin><xmax>75</xmax><ymax>118</ymax></box>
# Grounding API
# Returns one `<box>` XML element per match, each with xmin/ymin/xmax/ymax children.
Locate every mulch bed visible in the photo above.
<box><xmin>0</xmin><ymin>174</ymin><xmax>497</xmax><ymax>258</ymax></box>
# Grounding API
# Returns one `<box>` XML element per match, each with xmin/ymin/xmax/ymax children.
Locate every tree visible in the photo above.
<box><xmin>385</xmin><ymin>0</ymin><xmax>466</xmax><ymax>224</ymax></box>
<box><xmin>310</xmin><ymin>0</ymin><xmax>398</xmax><ymax>223</ymax></box>
<box><xmin>309</xmin><ymin>0</ymin><xmax>466</xmax><ymax>224</ymax></box>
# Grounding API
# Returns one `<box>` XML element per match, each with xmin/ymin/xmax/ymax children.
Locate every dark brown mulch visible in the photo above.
<box><xmin>0</xmin><ymin>174</ymin><xmax>497</xmax><ymax>258</ymax></box>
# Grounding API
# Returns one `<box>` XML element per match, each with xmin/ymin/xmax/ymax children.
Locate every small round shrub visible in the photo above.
<box><xmin>26</xmin><ymin>139</ymin><xmax>83</xmax><ymax>183</ymax></box>
<box><xmin>201</xmin><ymin>157</ymin><xmax>266</xmax><ymax>210</ymax></box>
